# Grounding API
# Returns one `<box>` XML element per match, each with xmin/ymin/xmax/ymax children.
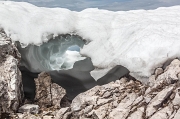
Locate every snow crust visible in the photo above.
<box><xmin>1</xmin><ymin>1</ymin><xmax>180</xmax><ymax>81</ymax></box>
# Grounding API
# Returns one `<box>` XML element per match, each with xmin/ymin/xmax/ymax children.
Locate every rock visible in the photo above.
<box><xmin>149</xmin><ymin>105</ymin><xmax>173</xmax><ymax>119</ymax></box>
<box><xmin>127</xmin><ymin>106</ymin><xmax>144</xmax><ymax>119</ymax></box>
<box><xmin>146</xmin><ymin>86</ymin><xmax>174</xmax><ymax>117</ymax></box>
<box><xmin>55</xmin><ymin>59</ymin><xmax>180</xmax><ymax>119</ymax></box>
<box><xmin>9</xmin><ymin>71</ymin><xmax>67</xmax><ymax>119</ymax></box>
<box><xmin>18</xmin><ymin>104</ymin><xmax>39</xmax><ymax>114</ymax></box>
<box><xmin>43</xmin><ymin>115</ymin><xmax>53</xmax><ymax>119</ymax></box>
<box><xmin>109</xmin><ymin>93</ymin><xmax>138</xmax><ymax>119</ymax></box>
<box><xmin>173</xmin><ymin>108</ymin><xmax>180</xmax><ymax>119</ymax></box>
<box><xmin>172</xmin><ymin>88</ymin><xmax>180</xmax><ymax>106</ymax></box>
<box><xmin>97</xmin><ymin>98</ymin><xmax>113</xmax><ymax>106</ymax></box>
<box><xmin>155</xmin><ymin>68</ymin><xmax>164</xmax><ymax>77</ymax></box>
<box><xmin>51</xmin><ymin>83</ymin><xmax>66</xmax><ymax>108</ymax></box>
<box><xmin>34</xmin><ymin>72</ymin><xmax>66</xmax><ymax>109</ymax></box>
<box><xmin>0</xmin><ymin>31</ymin><xmax>23</xmax><ymax>116</ymax></box>
<box><xmin>71</xmin><ymin>91</ymin><xmax>99</xmax><ymax>111</ymax></box>
<box><xmin>91</xmin><ymin>103</ymin><xmax>109</xmax><ymax>119</ymax></box>
<box><xmin>55</xmin><ymin>107</ymin><xmax>70</xmax><ymax>119</ymax></box>
<box><xmin>17</xmin><ymin>113</ymin><xmax>40</xmax><ymax>119</ymax></box>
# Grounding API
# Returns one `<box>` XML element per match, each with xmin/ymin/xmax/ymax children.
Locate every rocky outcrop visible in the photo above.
<box><xmin>57</xmin><ymin>59</ymin><xmax>180</xmax><ymax>119</ymax></box>
<box><xmin>0</xmin><ymin>30</ymin><xmax>23</xmax><ymax>116</ymax></box>
<box><xmin>34</xmin><ymin>72</ymin><xmax>66</xmax><ymax>109</ymax></box>
<box><xmin>11</xmin><ymin>72</ymin><xmax>67</xmax><ymax>119</ymax></box>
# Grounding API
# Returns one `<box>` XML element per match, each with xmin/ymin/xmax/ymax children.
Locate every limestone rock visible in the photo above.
<box><xmin>149</xmin><ymin>105</ymin><xmax>173</xmax><ymax>119</ymax></box>
<box><xmin>146</xmin><ymin>86</ymin><xmax>174</xmax><ymax>117</ymax></box>
<box><xmin>0</xmin><ymin>31</ymin><xmax>22</xmax><ymax>116</ymax></box>
<box><xmin>56</xmin><ymin>59</ymin><xmax>180</xmax><ymax>119</ymax></box>
<box><xmin>127</xmin><ymin>106</ymin><xmax>144</xmax><ymax>119</ymax></box>
<box><xmin>34</xmin><ymin>72</ymin><xmax>66</xmax><ymax>109</ymax></box>
<box><xmin>173</xmin><ymin>108</ymin><xmax>180</xmax><ymax>119</ymax></box>
<box><xmin>55</xmin><ymin>107</ymin><xmax>70</xmax><ymax>119</ymax></box>
<box><xmin>18</xmin><ymin>104</ymin><xmax>39</xmax><ymax>114</ymax></box>
<box><xmin>172</xmin><ymin>88</ymin><xmax>180</xmax><ymax>106</ymax></box>
<box><xmin>109</xmin><ymin>93</ymin><xmax>137</xmax><ymax>119</ymax></box>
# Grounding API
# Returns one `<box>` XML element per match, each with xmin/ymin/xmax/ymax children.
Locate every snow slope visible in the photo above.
<box><xmin>0</xmin><ymin>1</ymin><xmax>180</xmax><ymax>81</ymax></box>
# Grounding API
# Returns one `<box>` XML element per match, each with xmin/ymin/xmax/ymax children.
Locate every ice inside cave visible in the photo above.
<box><xmin>17</xmin><ymin>35</ymin><xmax>86</xmax><ymax>72</ymax></box>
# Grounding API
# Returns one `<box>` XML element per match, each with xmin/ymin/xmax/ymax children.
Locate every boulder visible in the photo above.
<box><xmin>0</xmin><ymin>30</ymin><xmax>23</xmax><ymax>116</ymax></box>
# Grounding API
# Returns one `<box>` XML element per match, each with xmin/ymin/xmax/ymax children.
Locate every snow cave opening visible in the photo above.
<box><xmin>17</xmin><ymin>34</ymin><xmax>129</xmax><ymax>100</ymax></box>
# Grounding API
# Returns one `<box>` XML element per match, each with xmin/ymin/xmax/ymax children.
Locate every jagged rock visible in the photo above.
<box><xmin>146</xmin><ymin>86</ymin><xmax>174</xmax><ymax>117</ymax></box>
<box><xmin>91</xmin><ymin>103</ymin><xmax>109</xmax><ymax>119</ymax></box>
<box><xmin>0</xmin><ymin>31</ymin><xmax>22</xmax><ymax>116</ymax></box>
<box><xmin>127</xmin><ymin>106</ymin><xmax>144</xmax><ymax>119</ymax></box>
<box><xmin>109</xmin><ymin>93</ymin><xmax>138</xmax><ymax>119</ymax></box>
<box><xmin>56</xmin><ymin>59</ymin><xmax>180</xmax><ymax>119</ymax></box>
<box><xmin>18</xmin><ymin>104</ymin><xmax>39</xmax><ymax>114</ymax></box>
<box><xmin>34</xmin><ymin>72</ymin><xmax>66</xmax><ymax>109</ymax></box>
<box><xmin>55</xmin><ymin>107</ymin><xmax>70</xmax><ymax>119</ymax></box>
<box><xmin>149</xmin><ymin>105</ymin><xmax>173</xmax><ymax>119</ymax></box>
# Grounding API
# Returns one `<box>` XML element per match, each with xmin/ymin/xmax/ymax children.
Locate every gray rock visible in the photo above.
<box><xmin>51</xmin><ymin>83</ymin><xmax>66</xmax><ymax>108</ymax></box>
<box><xmin>55</xmin><ymin>107</ymin><xmax>70</xmax><ymax>119</ymax></box>
<box><xmin>172</xmin><ymin>88</ymin><xmax>180</xmax><ymax>106</ymax></box>
<box><xmin>149</xmin><ymin>105</ymin><xmax>173</xmax><ymax>119</ymax></box>
<box><xmin>146</xmin><ymin>86</ymin><xmax>174</xmax><ymax>117</ymax></box>
<box><xmin>173</xmin><ymin>108</ymin><xmax>180</xmax><ymax>119</ymax></box>
<box><xmin>34</xmin><ymin>72</ymin><xmax>66</xmax><ymax>109</ymax></box>
<box><xmin>127</xmin><ymin>106</ymin><xmax>144</xmax><ymax>119</ymax></box>
<box><xmin>17</xmin><ymin>113</ymin><xmax>41</xmax><ymax>119</ymax></box>
<box><xmin>55</xmin><ymin>59</ymin><xmax>180</xmax><ymax>119</ymax></box>
<box><xmin>0</xmin><ymin>31</ymin><xmax>23</xmax><ymax>116</ymax></box>
<box><xmin>18</xmin><ymin>104</ymin><xmax>39</xmax><ymax>114</ymax></box>
<box><xmin>91</xmin><ymin>103</ymin><xmax>109</xmax><ymax>119</ymax></box>
<box><xmin>109</xmin><ymin>93</ymin><xmax>138</xmax><ymax>119</ymax></box>
<box><xmin>43</xmin><ymin>115</ymin><xmax>54</xmax><ymax>119</ymax></box>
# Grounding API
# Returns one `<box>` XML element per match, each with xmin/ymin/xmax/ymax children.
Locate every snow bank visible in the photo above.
<box><xmin>0</xmin><ymin>1</ymin><xmax>180</xmax><ymax>81</ymax></box>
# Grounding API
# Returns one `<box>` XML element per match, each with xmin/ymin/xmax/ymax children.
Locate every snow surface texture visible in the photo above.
<box><xmin>0</xmin><ymin>1</ymin><xmax>180</xmax><ymax>81</ymax></box>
